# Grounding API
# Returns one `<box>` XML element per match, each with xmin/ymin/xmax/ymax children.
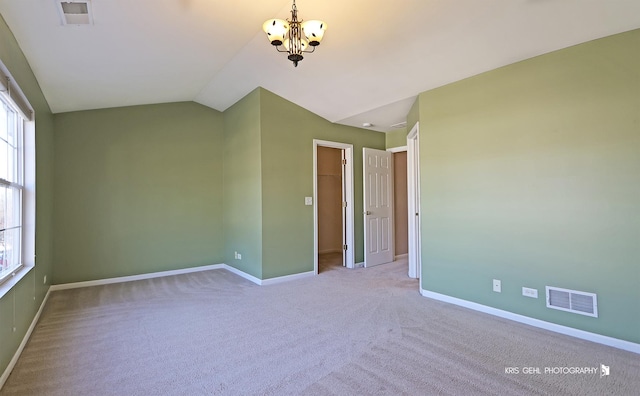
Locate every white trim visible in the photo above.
<box><xmin>261</xmin><ymin>271</ymin><xmax>315</xmax><ymax>286</ymax></box>
<box><xmin>355</xmin><ymin>262</ymin><xmax>365</xmax><ymax>268</ymax></box>
<box><xmin>50</xmin><ymin>264</ymin><xmax>226</xmax><ymax>291</ymax></box>
<box><xmin>0</xmin><ymin>266</ymin><xmax>34</xmax><ymax>300</ymax></box>
<box><xmin>394</xmin><ymin>253</ymin><xmax>408</xmax><ymax>261</ymax></box>
<box><xmin>50</xmin><ymin>264</ymin><xmax>317</xmax><ymax>291</ymax></box>
<box><xmin>407</xmin><ymin>122</ymin><xmax>421</xmax><ymax>280</ymax></box>
<box><xmin>222</xmin><ymin>265</ymin><xmax>262</xmax><ymax>285</ymax></box>
<box><xmin>23</xmin><ymin>118</ymin><xmax>36</xmax><ymax>270</ymax></box>
<box><xmin>313</xmin><ymin>140</ymin><xmax>355</xmax><ymax>273</ymax></box>
<box><xmin>1</xmin><ymin>288</ymin><xmax>51</xmax><ymax>389</ymax></box>
<box><xmin>420</xmin><ymin>288</ymin><xmax>640</xmax><ymax>354</ymax></box>
<box><xmin>387</xmin><ymin>146</ymin><xmax>408</xmax><ymax>153</ymax></box>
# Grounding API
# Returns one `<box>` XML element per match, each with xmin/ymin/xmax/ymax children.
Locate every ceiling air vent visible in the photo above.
<box><xmin>57</xmin><ymin>1</ymin><xmax>93</xmax><ymax>26</ymax></box>
<box><xmin>546</xmin><ymin>286</ymin><xmax>598</xmax><ymax>318</ymax></box>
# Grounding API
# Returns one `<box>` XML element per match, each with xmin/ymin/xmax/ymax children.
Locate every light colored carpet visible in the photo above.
<box><xmin>318</xmin><ymin>252</ymin><xmax>344</xmax><ymax>273</ymax></box>
<box><xmin>1</xmin><ymin>259</ymin><xmax>638</xmax><ymax>395</ymax></box>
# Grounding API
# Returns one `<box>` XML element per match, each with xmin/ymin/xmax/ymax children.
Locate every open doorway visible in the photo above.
<box><xmin>317</xmin><ymin>146</ymin><xmax>344</xmax><ymax>272</ymax></box>
<box><xmin>393</xmin><ymin>150</ymin><xmax>408</xmax><ymax>260</ymax></box>
<box><xmin>313</xmin><ymin>140</ymin><xmax>355</xmax><ymax>275</ymax></box>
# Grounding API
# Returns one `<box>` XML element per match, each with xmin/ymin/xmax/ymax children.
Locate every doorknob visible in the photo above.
<box><xmin>364</xmin><ymin>211</ymin><xmax>372</xmax><ymax>215</ymax></box>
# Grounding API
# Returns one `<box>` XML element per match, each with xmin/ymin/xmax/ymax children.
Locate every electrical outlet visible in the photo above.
<box><xmin>237</xmin><ymin>253</ymin><xmax>241</xmax><ymax>260</ymax></box>
<box><xmin>522</xmin><ymin>287</ymin><xmax>538</xmax><ymax>298</ymax></box>
<box><xmin>493</xmin><ymin>279</ymin><xmax>501</xmax><ymax>293</ymax></box>
<box><xmin>234</xmin><ymin>251</ymin><xmax>238</xmax><ymax>259</ymax></box>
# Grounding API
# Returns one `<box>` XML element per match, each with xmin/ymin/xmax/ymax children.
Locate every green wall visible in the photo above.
<box><xmin>223</xmin><ymin>89</ymin><xmax>263</xmax><ymax>279</ymax></box>
<box><xmin>407</xmin><ymin>98</ymin><xmax>420</xmax><ymax>136</ymax></box>
<box><xmin>49</xmin><ymin>87</ymin><xmax>385</xmax><ymax>285</ymax></box>
<box><xmin>385</xmin><ymin>127</ymin><xmax>408</xmax><ymax>149</ymax></box>
<box><xmin>0</xmin><ymin>14</ymin><xmax>55</xmax><ymax>381</ymax></box>
<box><xmin>417</xmin><ymin>29</ymin><xmax>640</xmax><ymax>343</ymax></box>
<box><xmin>259</xmin><ymin>89</ymin><xmax>386</xmax><ymax>278</ymax></box>
<box><xmin>53</xmin><ymin>102</ymin><xmax>225</xmax><ymax>284</ymax></box>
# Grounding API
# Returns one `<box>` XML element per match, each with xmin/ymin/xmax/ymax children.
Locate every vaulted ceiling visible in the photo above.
<box><xmin>1</xmin><ymin>0</ymin><xmax>639</xmax><ymax>132</ymax></box>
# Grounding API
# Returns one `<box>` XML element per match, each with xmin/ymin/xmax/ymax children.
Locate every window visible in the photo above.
<box><xmin>0</xmin><ymin>62</ymin><xmax>35</xmax><ymax>294</ymax></box>
<box><xmin>0</xmin><ymin>95</ymin><xmax>24</xmax><ymax>283</ymax></box>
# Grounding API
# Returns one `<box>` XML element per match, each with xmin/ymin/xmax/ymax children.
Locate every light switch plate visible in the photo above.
<box><xmin>493</xmin><ymin>279</ymin><xmax>501</xmax><ymax>293</ymax></box>
<box><xmin>305</xmin><ymin>197</ymin><xmax>313</xmax><ymax>206</ymax></box>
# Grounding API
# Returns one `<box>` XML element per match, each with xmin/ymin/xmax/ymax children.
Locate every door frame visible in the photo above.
<box><xmin>407</xmin><ymin>122</ymin><xmax>421</xmax><ymax>280</ymax></box>
<box><xmin>313</xmin><ymin>140</ymin><xmax>355</xmax><ymax>273</ymax></box>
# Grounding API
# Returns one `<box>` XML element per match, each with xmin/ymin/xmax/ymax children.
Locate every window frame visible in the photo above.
<box><xmin>0</xmin><ymin>61</ymin><xmax>35</xmax><ymax>296</ymax></box>
<box><xmin>0</xmin><ymin>95</ymin><xmax>25</xmax><ymax>284</ymax></box>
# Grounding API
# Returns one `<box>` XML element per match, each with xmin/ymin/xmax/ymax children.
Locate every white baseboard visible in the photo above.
<box><xmin>394</xmin><ymin>253</ymin><xmax>408</xmax><ymax>260</ymax></box>
<box><xmin>50</xmin><ymin>263</ymin><xmax>316</xmax><ymax>291</ymax></box>
<box><xmin>221</xmin><ymin>265</ymin><xmax>263</xmax><ymax>285</ymax></box>
<box><xmin>50</xmin><ymin>264</ymin><xmax>226</xmax><ymax>291</ymax></box>
<box><xmin>261</xmin><ymin>271</ymin><xmax>315</xmax><ymax>286</ymax></box>
<box><xmin>1</xmin><ymin>288</ymin><xmax>51</xmax><ymax>390</ymax></box>
<box><xmin>223</xmin><ymin>265</ymin><xmax>314</xmax><ymax>286</ymax></box>
<box><xmin>420</xmin><ymin>288</ymin><xmax>640</xmax><ymax>354</ymax></box>
<box><xmin>355</xmin><ymin>262</ymin><xmax>365</xmax><ymax>268</ymax></box>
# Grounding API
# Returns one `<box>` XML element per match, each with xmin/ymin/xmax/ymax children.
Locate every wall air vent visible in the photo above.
<box><xmin>390</xmin><ymin>121</ymin><xmax>407</xmax><ymax>129</ymax></box>
<box><xmin>57</xmin><ymin>1</ymin><xmax>93</xmax><ymax>26</ymax></box>
<box><xmin>546</xmin><ymin>286</ymin><xmax>598</xmax><ymax>318</ymax></box>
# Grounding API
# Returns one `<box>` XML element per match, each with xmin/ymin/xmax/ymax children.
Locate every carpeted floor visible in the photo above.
<box><xmin>1</xmin><ymin>259</ymin><xmax>638</xmax><ymax>395</ymax></box>
<box><xmin>318</xmin><ymin>252</ymin><xmax>344</xmax><ymax>273</ymax></box>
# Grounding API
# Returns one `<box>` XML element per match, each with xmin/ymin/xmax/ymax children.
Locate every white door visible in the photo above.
<box><xmin>363</xmin><ymin>148</ymin><xmax>394</xmax><ymax>267</ymax></box>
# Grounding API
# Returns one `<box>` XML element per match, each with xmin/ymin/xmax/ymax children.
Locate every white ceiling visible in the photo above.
<box><xmin>1</xmin><ymin>0</ymin><xmax>639</xmax><ymax>132</ymax></box>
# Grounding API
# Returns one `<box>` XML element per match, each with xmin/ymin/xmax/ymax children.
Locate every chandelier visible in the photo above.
<box><xmin>262</xmin><ymin>0</ymin><xmax>327</xmax><ymax>67</ymax></box>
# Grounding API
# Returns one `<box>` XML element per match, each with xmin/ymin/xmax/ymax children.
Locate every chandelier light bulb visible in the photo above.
<box><xmin>301</xmin><ymin>20</ymin><xmax>327</xmax><ymax>46</ymax></box>
<box><xmin>263</xmin><ymin>19</ymin><xmax>290</xmax><ymax>46</ymax></box>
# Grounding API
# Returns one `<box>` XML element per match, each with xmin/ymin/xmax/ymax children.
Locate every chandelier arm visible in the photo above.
<box><xmin>301</xmin><ymin>46</ymin><xmax>316</xmax><ymax>54</ymax></box>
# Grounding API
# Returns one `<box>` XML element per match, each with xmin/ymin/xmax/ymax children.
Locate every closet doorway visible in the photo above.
<box><xmin>317</xmin><ymin>146</ymin><xmax>344</xmax><ymax>272</ymax></box>
<box><xmin>313</xmin><ymin>140</ymin><xmax>355</xmax><ymax>274</ymax></box>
